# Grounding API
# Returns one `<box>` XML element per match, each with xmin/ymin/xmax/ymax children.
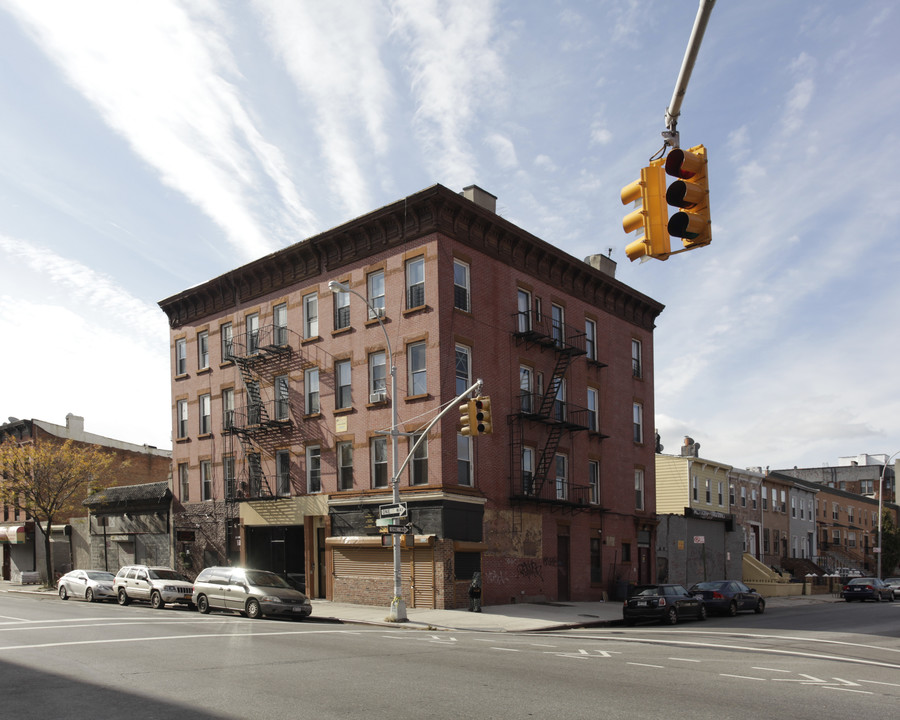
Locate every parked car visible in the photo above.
<box><xmin>622</xmin><ymin>584</ymin><xmax>706</xmax><ymax>626</ymax></box>
<box><xmin>57</xmin><ymin>569</ymin><xmax>116</xmax><ymax>602</ymax></box>
<box><xmin>841</xmin><ymin>577</ymin><xmax>895</xmax><ymax>602</ymax></box>
<box><xmin>192</xmin><ymin>567</ymin><xmax>313</xmax><ymax>619</ymax></box>
<box><xmin>688</xmin><ymin>580</ymin><xmax>765</xmax><ymax>616</ymax></box>
<box><xmin>883</xmin><ymin>577</ymin><xmax>900</xmax><ymax>599</ymax></box>
<box><xmin>113</xmin><ymin>565</ymin><xmax>195</xmax><ymax>609</ymax></box>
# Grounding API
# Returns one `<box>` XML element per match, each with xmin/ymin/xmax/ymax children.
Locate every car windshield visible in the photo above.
<box><xmin>245</xmin><ymin>571</ymin><xmax>290</xmax><ymax>588</ymax></box>
<box><xmin>149</xmin><ymin>569</ymin><xmax>188</xmax><ymax>581</ymax></box>
<box><xmin>848</xmin><ymin>578</ymin><xmax>874</xmax><ymax>585</ymax></box>
<box><xmin>691</xmin><ymin>582</ymin><xmax>726</xmax><ymax>591</ymax></box>
<box><xmin>86</xmin><ymin>572</ymin><xmax>115</xmax><ymax>581</ymax></box>
<box><xmin>633</xmin><ymin>586</ymin><xmax>663</xmax><ymax>597</ymax></box>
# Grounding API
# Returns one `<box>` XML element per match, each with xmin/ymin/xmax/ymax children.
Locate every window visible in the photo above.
<box><xmin>333</xmin><ymin>287</ymin><xmax>350</xmax><ymax>330</ymax></box>
<box><xmin>246</xmin><ymin>313</ymin><xmax>259</xmax><ymax>354</ymax></box>
<box><xmin>304</xmin><ymin>368</ymin><xmax>320</xmax><ymax>415</ymax></box>
<box><xmin>248</xmin><ymin>453</ymin><xmax>262</xmax><ymax>496</ymax></box>
<box><xmin>200</xmin><ymin>460</ymin><xmax>212</xmax><ymax>501</ymax></box>
<box><xmin>178</xmin><ymin>463</ymin><xmax>189</xmax><ymax>502</ymax></box>
<box><xmin>371</xmin><ymin>437</ymin><xmax>387</xmax><ymax>488</ymax></box>
<box><xmin>409</xmin><ymin>434</ymin><xmax>428</xmax><ymax>485</ymax></box>
<box><xmin>406</xmin><ymin>256</ymin><xmax>425</xmax><ymax>309</ymax></box>
<box><xmin>555</xmin><ymin>454</ymin><xmax>568</xmax><ymax>500</ymax></box>
<box><xmin>832</xmin><ymin>502</ymin><xmax>839</xmax><ymax>520</ymax></box>
<box><xmin>275</xmin><ymin>375</ymin><xmax>289</xmax><ymax>420</ymax></box>
<box><xmin>223</xmin><ymin>456</ymin><xmax>235</xmax><ymax>499</ymax></box>
<box><xmin>718</xmin><ymin>481</ymin><xmax>724</xmax><ymax>506</ymax></box>
<box><xmin>741</xmin><ymin>487</ymin><xmax>747</xmax><ymax>507</ymax></box>
<box><xmin>522</xmin><ymin>446</ymin><xmax>535</xmax><ymax>495</ymax></box>
<box><xmin>729</xmin><ymin>484</ymin><xmax>735</xmax><ymax>506</ymax></box>
<box><xmin>763</xmin><ymin>528</ymin><xmax>770</xmax><ymax>554</ymax></box>
<box><xmin>705</xmin><ymin>478</ymin><xmax>712</xmax><ymax>504</ymax></box>
<box><xmin>780</xmin><ymin>490</ymin><xmax>786</xmax><ymax>512</ymax></box>
<box><xmin>762</xmin><ymin>486</ymin><xmax>768</xmax><ymax>510</ymax></box>
<box><xmin>832</xmin><ymin>528</ymin><xmax>841</xmax><ymax>546</ymax></box>
<box><xmin>273</xmin><ymin>303</ymin><xmax>288</xmax><ymax>345</ymax></box>
<box><xmin>275</xmin><ymin>450</ymin><xmax>291</xmax><ymax>496</ymax></box>
<box><xmin>457</xmin><ymin>434</ymin><xmax>472</xmax><ymax>486</ymax></box>
<box><xmin>247</xmin><ymin>380</ymin><xmax>261</xmax><ymax>425</ymax></box>
<box><xmin>692</xmin><ymin>475</ymin><xmax>699</xmax><ymax>502</ymax></box>
<box><xmin>517</xmin><ymin>289</ymin><xmax>532</xmax><ymax>333</ymax></box>
<box><xmin>369</xmin><ymin>351</ymin><xmax>386</xmax><ymax>396</ymax></box>
<box><xmin>585</xmin><ymin>318</ymin><xmax>597</xmax><ymax>361</ymax></box>
<box><xmin>455</xmin><ymin>345</ymin><xmax>471</xmax><ymax>397</ymax></box>
<box><xmin>197</xmin><ymin>331</ymin><xmax>209</xmax><ymax>369</ymax></box>
<box><xmin>337</xmin><ymin>442</ymin><xmax>353</xmax><ymax>490</ymax></box>
<box><xmin>632</xmin><ymin>339</ymin><xmax>642</xmax><ymax>378</ymax></box>
<box><xmin>586</xmin><ymin>387</ymin><xmax>599</xmax><ymax>432</ymax></box>
<box><xmin>306</xmin><ymin>446</ymin><xmax>321</xmax><ymax>493</ymax></box>
<box><xmin>221</xmin><ymin>322</ymin><xmax>233</xmax><ymax>362</ymax></box>
<box><xmin>408</xmin><ymin>341</ymin><xmax>427</xmax><ymax>395</ymax></box>
<box><xmin>847</xmin><ymin>506</ymin><xmax>854</xmax><ymax>523</ymax></box>
<box><xmin>453</xmin><ymin>259</ymin><xmax>470</xmax><ymax>311</ymax></box>
<box><xmin>590</xmin><ymin>538</ymin><xmax>602</xmax><ymax>584</ymax></box>
<box><xmin>223</xmin><ymin>388</ymin><xmax>234</xmax><ymax>429</ymax></box>
<box><xmin>335</xmin><ymin>360</ymin><xmax>352</xmax><ymax>409</ymax></box>
<box><xmin>589</xmin><ymin>460</ymin><xmax>600</xmax><ymax>504</ymax></box>
<box><xmin>632</xmin><ymin>403</ymin><xmax>643</xmax><ymax>443</ymax></box>
<box><xmin>199</xmin><ymin>393</ymin><xmax>211</xmax><ymax>434</ymax></box>
<box><xmin>303</xmin><ymin>292</ymin><xmax>318</xmax><ymax>339</ymax></box>
<box><xmin>551</xmin><ymin>304</ymin><xmax>565</xmax><ymax>346</ymax></box>
<box><xmin>848</xmin><ymin>532</ymin><xmax>857</xmax><ymax>548</ymax></box>
<box><xmin>175</xmin><ymin>338</ymin><xmax>187</xmax><ymax>375</ymax></box>
<box><xmin>621</xmin><ymin>542</ymin><xmax>631</xmax><ymax>563</ymax></box>
<box><xmin>519</xmin><ymin>365</ymin><xmax>533</xmax><ymax>413</ymax></box>
<box><xmin>553</xmin><ymin>379</ymin><xmax>567</xmax><ymax>422</ymax></box>
<box><xmin>177</xmin><ymin>399</ymin><xmax>188</xmax><ymax>439</ymax></box>
<box><xmin>367</xmin><ymin>270</ymin><xmax>385</xmax><ymax>319</ymax></box>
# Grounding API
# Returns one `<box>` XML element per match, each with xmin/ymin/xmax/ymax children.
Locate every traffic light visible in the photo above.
<box><xmin>664</xmin><ymin>144</ymin><xmax>711</xmax><ymax>250</ymax></box>
<box><xmin>621</xmin><ymin>159</ymin><xmax>670</xmax><ymax>262</ymax></box>
<box><xmin>459</xmin><ymin>399</ymin><xmax>476</xmax><ymax>436</ymax></box>
<box><xmin>474</xmin><ymin>396</ymin><xmax>492</xmax><ymax>435</ymax></box>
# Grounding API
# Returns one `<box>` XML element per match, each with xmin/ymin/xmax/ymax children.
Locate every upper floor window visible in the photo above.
<box><xmin>333</xmin><ymin>287</ymin><xmax>350</xmax><ymax>330</ymax></box>
<box><xmin>246</xmin><ymin>313</ymin><xmax>259</xmax><ymax>354</ymax></box>
<box><xmin>223</xmin><ymin>455</ymin><xmax>235</xmax><ymax>499</ymax></box>
<box><xmin>367</xmin><ymin>270</ymin><xmax>385</xmax><ymax>319</ymax></box>
<box><xmin>762</xmin><ymin>486</ymin><xmax>768</xmax><ymax>510</ymax></box>
<box><xmin>455</xmin><ymin>345</ymin><xmax>471</xmax><ymax>397</ymax></box>
<box><xmin>632</xmin><ymin>402</ymin><xmax>643</xmax><ymax>444</ymax></box>
<box><xmin>632</xmin><ymin>339</ymin><xmax>642</xmax><ymax>378</ymax></box>
<box><xmin>729</xmin><ymin>484</ymin><xmax>736</xmax><ymax>506</ymax></box>
<box><xmin>335</xmin><ymin>360</ymin><xmax>352</xmax><ymax>409</ymax></box>
<box><xmin>741</xmin><ymin>487</ymin><xmax>747</xmax><ymax>507</ymax></box>
<box><xmin>220</xmin><ymin>322</ymin><xmax>233</xmax><ymax>362</ymax></box>
<box><xmin>274</xmin><ymin>375</ymin><xmax>289</xmax><ymax>421</ymax></box>
<box><xmin>551</xmin><ymin>304</ymin><xmax>565</xmax><ymax>345</ymax></box>
<box><xmin>635</xmin><ymin>468</ymin><xmax>644</xmax><ymax>510</ymax></box>
<box><xmin>222</xmin><ymin>387</ymin><xmax>234</xmax><ymax>430</ymax></box>
<box><xmin>369</xmin><ymin>351</ymin><xmax>386</xmax><ymax>397</ymax></box>
<box><xmin>176</xmin><ymin>399</ymin><xmax>188</xmax><ymax>439</ymax></box>
<box><xmin>306</xmin><ymin>446</ymin><xmax>321</xmax><ymax>493</ymax></box>
<box><xmin>303</xmin><ymin>293</ymin><xmax>318</xmax><ymax>340</ymax></box>
<box><xmin>555</xmin><ymin>454</ymin><xmax>568</xmax><ymax>500</ymax></box>
<box><xmin>408</xmin><ymin>341</ymin><xmax>427</xmax><ymax>396</ymax></box>
<box><xmin>705</xmin><ymin>478</ymin><xmax>712</xmax><ymax>504</ymax></box>
<box><xmin>197</xmin><ymin>331</ymin><xmax>209</xmax><ymax>370</ymax></box>
<box><xmin>585</xmin><ymin>319</ymin><xmax>597</xmax><ymax>361</ymax></box>
<box><xmin>200</xmin><ymin>460</ymin><xmax>212</xmax><ymax>501</ymax></box>
<box><xmin>453</xmin><ymin>259</ymin><xmax>470</xmax><ymax>311</ymax></box>
<box><xmin>589</xmin><ymin>460</ymin><xmax>600</xmax><ymax>504</ymax></box>
<box><xmin>586</xmin><ymin>387</ymin><xmax>599</xmax><ymax>432</ymax></box>
<box><xmin>519</xmin><ymin>365</ymin><xmax>533</xmax><ymax>413</ymax></box>
<box><xmin>522</xmin><ymin>446</ymin><xmax>535</xmax><ymax>495</ymax></box>
<box><xmin>337</xmin><ymin>441</ymin><xmax>354</xmax><ymax>491</ymax></box>
<box><xmin>175</xmin><ymin>338</ymin><xmax>187</xmax><ymax>375</ymax></box>
<box><xmin>274</xmin><ymin>303</ymin><xmax>288</xmax><ymax>346</ymax></box>
<box><xmin>718</xmin><ymin>481</ymin><xmax>724</xmax><ymax>506</ymax></box>
<box><xmin>406</xmin><ymin>256</ymin><xmax>425</xmax><ymax>309</ymax></box>
<box><xmin>517</xmin><ymin>289</ymin><xmax>532</xmax><ymax>333</ymax></box>
<box><xmin>409</xmin><ymin>434</ymin><xmax>428</xmax><ymax>485</ymax></box>
<box><xmin>178</xmin><ymin>462</ymin><xmax>189</xmax><ymax>502</ymax></box>
<box><xmin>304</xmin><ymin>367</ymin><xmax>320</xmax><ymax>415</ymax></box>
<box><xmin>371</xmin><ymin>437</ymin><xmax>387</xmax><ymax>488</ymax></box>
<box><xmin>276</xmin><ymin>450</ymin><xmax>291</xmax><ymax>496</ymax></box>
<box><xmin>199</xmin><ymin>394</ymin><xmax>211</xmax><ymax>435</ymax></box>
<box><xmin>457</xmin><ymin>434</ymin><xmax>472</xmax><ymax>486</ymax></box>
<box><xmin>752</xmin><ymin>489</ymin><xmax>758</xmax><ymax>510</ymax></box>
<box><xmin>692</xmin><ymin>475</ymin><xmax>699</xmax><ymax>502</ymax></box>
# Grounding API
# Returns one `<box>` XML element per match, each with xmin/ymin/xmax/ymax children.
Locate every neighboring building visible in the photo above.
<box><xmin>727</xmin><ymin>467</ymin><xmax>764</xmax><ymax>560</ymax></box>
<box><xmin>774</xmin><ymin>454</ymin><xmax>897</xmax><ymax>503</ymax></box>
<box><xmin>0</xmin><ymin>414</ymin><xmax>171</xmax><ymax>582</ymax></box>
<box><xmin>158</xmin><ymin>183</ymin><xmax>664</xmax><ymax>608</ymax></box>
<box><xmin>759</xmin><ymin>472</ymin><xmax>792</xmax><ymax>569</ymax></box>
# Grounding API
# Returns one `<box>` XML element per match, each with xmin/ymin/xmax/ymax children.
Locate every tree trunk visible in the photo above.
<box><xmin>40</xmin><ymin>518</ymin><xmax>54</xmax><ymax>587</ymax></box>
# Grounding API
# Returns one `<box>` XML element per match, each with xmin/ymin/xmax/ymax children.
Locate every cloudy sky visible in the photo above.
<box><xmin>1</xmin><ymin>0</ymin><xmax>897</xmax><ymax>470</ymax></box>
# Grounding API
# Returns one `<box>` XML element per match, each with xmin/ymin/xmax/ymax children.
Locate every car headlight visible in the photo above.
<box><xmin>260</xmin><ymin>595</ymin><xmax>281</xmax><ymax>603</ymax></box>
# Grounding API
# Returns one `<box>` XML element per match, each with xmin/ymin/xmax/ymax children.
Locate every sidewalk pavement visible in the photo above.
<box><xmin>1</xmin><ymin>579</ymin><xmax>839</xmax><ymax>633</ymax></box>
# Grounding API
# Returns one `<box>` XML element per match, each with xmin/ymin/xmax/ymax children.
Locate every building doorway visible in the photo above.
<box><xmin>556</xmin><ymin>535</ymin><xmax>570</xmax><ymax>601</ymax></box>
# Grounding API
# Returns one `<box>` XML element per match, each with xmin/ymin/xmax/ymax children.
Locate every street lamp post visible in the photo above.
<box><xmin>877</xmin><ymin>451</ymin><xmax>899</xmax><ymax>581</ymax></box>
<box><xmin>328</xmin><ymin>280</ymin><xmax>407</xmax><ymax>621</ymax></box>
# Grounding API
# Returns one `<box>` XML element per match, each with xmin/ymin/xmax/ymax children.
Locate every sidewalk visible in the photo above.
<box><xmin>1</xmin><ymin>579</ymin><xmax>837</xmax><ymax>633</ymax></box>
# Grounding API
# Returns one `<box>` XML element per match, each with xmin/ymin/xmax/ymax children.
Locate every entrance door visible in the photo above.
<box><xmin>316</xmin><ymin>527</ymin><xmax>326</xmax><ymax>599</ymax></box>
<box><xmin>638</xmin><ymin>546</ymin><xmax>651</xmax><ymax>584</ymax></box>
<box><xmin>2</xmin><ymin>545</ymin><xmax>9</xmax><ymax>581</ymax></box>
<box><xmin>556</xmin><ymin>535</ymin><xmax>570</xmax><ymax>601</ymax></box>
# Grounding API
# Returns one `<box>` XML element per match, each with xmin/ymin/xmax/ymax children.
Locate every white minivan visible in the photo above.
<box><xmin>192</xmin><ymin>567</ymin><xmax>312</xmax><ymax>619</ymax></box>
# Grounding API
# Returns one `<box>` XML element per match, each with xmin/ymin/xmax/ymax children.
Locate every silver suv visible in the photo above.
<box><xmin>113</xmin><ymin>565</ymin><xmax>194</xmax><ymax>609</ymax></box>
<box><xmin>192</xmin><ymin>567</ymin><xmax>312</xmax><ymax>619</ymax></box>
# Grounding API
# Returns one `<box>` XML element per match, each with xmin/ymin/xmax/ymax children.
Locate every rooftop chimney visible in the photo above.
<box><xmin>461</xmin><ymin>185</ymin><xmax>497</xmax><ymax>213</ymax></box>
<box><xmin>585</xmin><ymin>254</ymin><xmax>617</xmax><ymax>278</ymax></box>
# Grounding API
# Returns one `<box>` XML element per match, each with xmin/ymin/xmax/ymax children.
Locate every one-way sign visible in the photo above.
<box><xmin>379</xmin><ymin>502</ymin><xmax>408</xmax><ymax>519</ymax></box>
<box><xmin>387</xmin><ymin>524</ymin><xmax>411</xmax><ymax>534</ymax></box>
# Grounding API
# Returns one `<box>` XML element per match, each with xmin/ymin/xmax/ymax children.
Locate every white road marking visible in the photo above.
<box><xmin>821</xmin><ymin>687</ymin><xmax>872</xmax><ymax>695</ymax></box>
<box><xmin>670</xmin><ymin>657</ymin><xmax>701</xmax><ymax>663</ymax></box>
<box><xmin>490</xmin><ymin>647</ymin><xmax>520</xmax><ymax>652</ymax></box>
<box><xmin>721</xmin><ymin>674</ymin><xmax>766</xmax><ymax>681</ymax></box>
<box><xmin>628</xmin><ymin>662</ymin><xmax>664</xmax><ymax>668</ymax></box>
<box><xmin>753</xmin><ymin>667</ymin><xmax>789</xmax><ymax>672</ymax></box>
<box><xmin>857</xmin><ymin>679</ymin><xmax>900</xmax><ymax>688</ymax></box>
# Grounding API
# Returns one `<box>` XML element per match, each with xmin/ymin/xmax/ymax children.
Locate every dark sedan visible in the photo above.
<box><xmin>841</xmin><ymin>577</ymin><xmax>895</xmax><ymax>602</ymax></box>
<box><xmin>623</xmin><ymin>584</ymin><xmax>707</xmax><ymax>626</ymax></box>
<box><xmin>689</xmin><ymin>580</ymin><xmax>766</xmax><ymax>616</ymax></box>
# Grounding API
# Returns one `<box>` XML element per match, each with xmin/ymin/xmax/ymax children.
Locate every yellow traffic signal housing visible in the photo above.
<box><xmin>664</xmin><ymin>144</ymin><xmax>711</xmax><ymax>249</ymax></box>
<box><xmin>459</xmin><ymin>399</ymin><xmax>477</xmax><ymax>436</ymax></box>
<box><xmin>474</xmin><ymin>396</ymin><xmax>492</xmax><ymax>435</ymax></box>
<box><xmin>621</xmin><ymin>159</ymin><xmax>670</xmax><ymax>262</ymax></box>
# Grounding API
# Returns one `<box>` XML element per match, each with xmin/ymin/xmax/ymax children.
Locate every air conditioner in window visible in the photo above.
<box><xmin>369</xmin><ymin>390</ymin><xmax>387</xmax><ymax>403</ymax></box>
<box><xmin>371</xmin><ymin>307</ymin><xmax>385</xmax><ymax>319</ymax></box>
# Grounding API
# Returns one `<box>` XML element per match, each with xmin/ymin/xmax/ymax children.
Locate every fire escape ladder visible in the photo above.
<box><xmin>537</xmin><ymin>353</ymin><xmax>573</xmax><ymax>418</ymax></box>
<box><xmin>531</xmin><ymin>424</ymin><xmax>564</xmax><ymax>496</ymax></box>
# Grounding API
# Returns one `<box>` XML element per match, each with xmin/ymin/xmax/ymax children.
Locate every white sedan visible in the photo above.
<box><xmin>884</xmin><ymin>577</ymin><xmax>900</xmax><ymax>599</ymax></box>
<box><xmin>58</xmin><ymin>569</ymin><xmax>117</xmax><ymax>602</ymax></box>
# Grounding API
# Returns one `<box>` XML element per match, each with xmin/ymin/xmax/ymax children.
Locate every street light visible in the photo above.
<box><xmin>877</xmin><ymin>451</ymin><xmax>899</xmax><ymax>581</ymax></box>
<box><xmin>328</xmin><ymin>280</ymin><xmax>407</xmax><ymax>622</ymax></box>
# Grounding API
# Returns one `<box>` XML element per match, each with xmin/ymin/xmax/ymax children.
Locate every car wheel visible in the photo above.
<box><xmin>697</xmin><ymin>604</ymin><xmax>707</xmax><ymax>621</ymax></box>
<box><xmin>117</xmin><ymin>588</ymin><xmax>131</xmax><ymax>606</ymax></box>
<box><xmin>246</xmin><ymin>598</ymin><xmax>262</xmax><ymax>619</ymax></box>
<box><xmin>58</xmin><ymin>585</ymin><xmax>68</xmax><ymax>601</ymax></box>
<box><xmin>662</xmin><ymin>606</ymin><xmax>678</xmax><ymax>625</ymax></box>
<box><xmin>197</xmin><ymin>595</ymin><xmax>211</xmax><ymax>614</ymax></box>
<box><xmin>727</xmin><ymin>600</ymin><xmax>738</xmax><ymax>616</ymax></box>
<box><xmin>874</xmin><ymin>593</ymin><xmax>881</xmax><ymax>603</ymax></box>
<box><xmin>85</xmin><ymin>588</ymin><xmax>94</xmax><ymax>603</ymax></box>
<box><xmin>150</xmin><ymin>591</ymin><xmax>164</xmax><ymax>609</ymax></box>
<box><xmin>754</xmin><ymin>599</ymin><xmax>765</xmax><ymax>614</ymax></box>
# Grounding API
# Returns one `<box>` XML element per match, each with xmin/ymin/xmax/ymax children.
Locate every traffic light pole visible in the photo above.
<box><xmin>662</xmin><ymin>0</ymin><xmax>716</xmax><ymax>150</ymax></box>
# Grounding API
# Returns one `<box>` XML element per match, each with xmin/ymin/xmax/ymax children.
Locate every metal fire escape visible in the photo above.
<box><xmin>509</xmin><ymin>309</ymin><xmax>604</xmax><ymax>509</ymax></box>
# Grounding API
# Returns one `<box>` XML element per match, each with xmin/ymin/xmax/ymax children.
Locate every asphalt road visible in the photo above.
<box><xmin>1</xmin><ymin>592</ymin><xmax>898</xmax><ymax>719</ymax></box>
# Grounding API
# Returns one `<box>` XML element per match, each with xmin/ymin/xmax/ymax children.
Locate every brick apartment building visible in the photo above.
<box><xmin>158</xmin><ymin>183</ymin><xmax>664</xmax><ymax>609</ymax></box>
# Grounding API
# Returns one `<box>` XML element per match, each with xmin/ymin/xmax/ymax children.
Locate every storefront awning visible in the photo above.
<box><xmin>0</xmin><ymin>526</ymin><xmax>26</xmax><ymax>544</ymax></box>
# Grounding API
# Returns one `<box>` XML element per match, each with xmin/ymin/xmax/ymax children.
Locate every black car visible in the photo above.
<box><xmin>623</xmin><ymin>584</ymin><xmax>707</xmax><ymax>626</ymax></box>
<box><xmin>689</xmin><ymin>580</ymin><xmax>766</xmax><ymax>616</ymax></box>
<box><xmin>841</xmin><ymin>577</ymin><xmax>895</xmax><ymax>602</ymax></box>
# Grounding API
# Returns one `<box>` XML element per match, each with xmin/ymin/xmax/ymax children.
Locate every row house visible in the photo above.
<box><xmin>158</xmin><ymin>183</ymin><xmax>664</xmax><ymax>609</ymax></box>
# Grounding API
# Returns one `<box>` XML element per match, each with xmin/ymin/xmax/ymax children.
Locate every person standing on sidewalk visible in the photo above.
<box><xmin>468</xmin><ymin>572</ymin><xmax>482</xmax><ymax>612</ymax></box>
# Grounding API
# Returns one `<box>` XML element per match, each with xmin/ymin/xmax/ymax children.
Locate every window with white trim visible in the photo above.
<box><xmin>246</xmin><ymin>313</ymin><xmax>259</xmax><ymax>354</ymax></box>
<box><xmin>274</xmin><ymin>303</ymin><xmax>288</xmax><ymax>345</ymax></box>
<box><xmin>175</xmin><ymin>338</ymin><xmax>187</xmax><ymax>375</ymax></box>
<box><xmin>274</xmin><ymin>375</ymin><xmax>289</xmax><ymax>421</ymax></box>
<box><xmin>589</xmin><ymin>460</ymin><xmax>600</xmax><ymax>504</ymax></box>
<box><xmin>457</xmin><ymin>434</ymin><xmax>472</xmax><ymax>486</ymax></box>
<box><xmin>635</xmin><ymin>468</ymin><xmax>645</xmax><ymax>510</ymax></box>
<box><xmin>276</xmin><ymin>450</ymin><xmax>291</xmax><ymax>496</ymax></box>
<box><xmin>455</xmin><ymin>344</ymin><xmax>471</xmax><ymax>396</ymax></box>
<box><xmin>200</xmin><ymin>460</ymin><xmax>212</xmax><ymax>501</ymax></box>
<box><xmin>335</xmin><ymin>360</ymin><xmax>352</xmax><ymax>409</ymax></box>
<box><xmin>555</xmin><ymin>454</ymin><xmax>568</xmax><ymax>500</ymax></box>
<box><xmin>178</xmin><ymin>462</ymin><xmax>189</xmax><ymax>502</ymax></box>
<box><xmin>304</xmin><ymin>368</ymin><xmax>320</xmax><ymax>415</ymax></box>
<box><xmin>586</xmin><ymin>387</ymin><xmax>599</xmax><ymax>432</ymax></box>
<box><xmin>371</xmin><ymin>437</ymin><xmax>387</xmax><ymax>488</ymax></box>
<box><xmin>632</xmin><ymin>403</ymin><xmax>643</xmax><ymax>443</ymax></box>
<box><xmin>223</xmin><ymin>455</ymin><xmax>235</xmax><ymax>499</ymax></box>
<box><xmin>632</xmin><ymin>339</ymin><xmax>642</xmax><ymax>378</ymax></box>
<box><xmin>306</xmin><ymin>446</ymin><xmax>321</xmax><ymax>493</ymax></box>
<box><xmin>337</xmin><ymin>441</ymin><xmax>353</xmax><ymax>491</ymax></box>
<box><xmin>409</xmin><ymin>434</ymin><xmax>428</xmax><ymax>485</ymax></box>
<box><xmin>369</xmin><ymin>351</ymin><xmax>386</xmax><ymax>396</ymax></box>
<box><xmin>333</xmin><ymin>287</ymin><xmax>350</xmax><ymax>330</ymax></box>
<box><xmin>453</xmin><ymin>259</ymin><xmax>470</xmax><ymax>311</ymax></box>
<box><xmin>177</xmin><ymin>400</ymin><xmax>188</xmax><ymax>439</ymax></box>
<box><xmin>197</xmin><ymin>331</ymin><xmax>209</xmax><ymax>370</ymax></box>
<box><xmin>222</xmin><ymin>388</ymin><xmax>234</xmax><ymax>429</ymax></box>
<box><xmin>303</xmin><ymin>293</ymin><xmax>318</xmax><ymax>340</ymax></box>
<box><xmin>517</xmin><ymin>289</ymin><xmax>531</xmax><ymax>333</ymax></box>
<box><xmin>367</xmin><ymin>270</ymin><xmax>385</xmax><ymax>319</ymax></box>
<box><xmin>220</xmin><ymin>322</ymin><xmax>233</xmax><ymax>362</ymax></box>
<box><xmin>408</xmin><ymin>341</ymin><xmax>427</xmax><ymax>395</ymax></box>
<box><xmin>585</xmin><ymin>318</ymin><xmax>597</xmax><ymax>361</ymax></box>
<box><xmin>406</xmin><ymin>256</ymin><xmax>425</xmax><ymax>309</ymax></box>
<box><xmin>199</xmin><ymin>393</ymin><xmax>211</xmax><ymax>434</ymax></box>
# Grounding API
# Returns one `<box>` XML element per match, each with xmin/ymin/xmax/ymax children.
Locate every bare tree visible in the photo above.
<box><xmin>0</xmin><ymin>437</ymin><xmax>118</xmax><ymax>586</ymax></box>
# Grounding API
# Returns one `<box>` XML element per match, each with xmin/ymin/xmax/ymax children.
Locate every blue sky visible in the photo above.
<box><xmin>1</xmin><ymin>1</ymin><xmax>897</xmax><ymax>470</ymax></box>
